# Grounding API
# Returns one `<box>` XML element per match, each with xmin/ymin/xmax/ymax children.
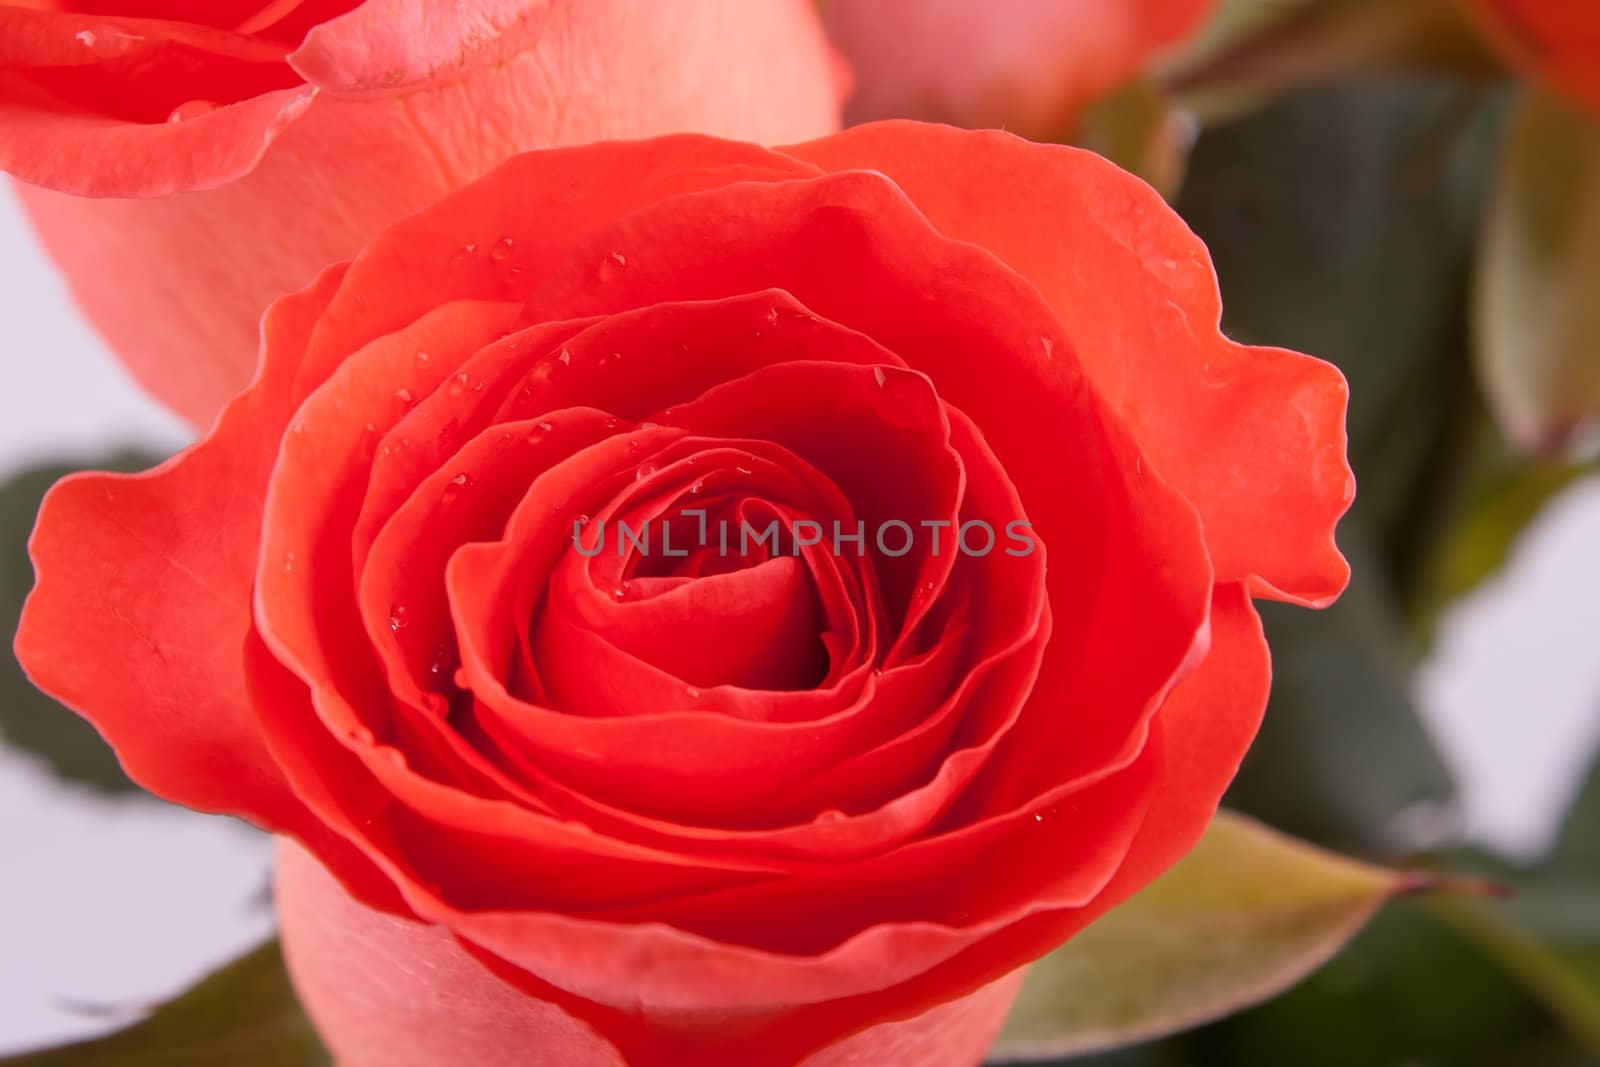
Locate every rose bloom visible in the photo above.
<box><xmin>18</xmin><ymin>122</ymin><xmax>1352</xmax><ymax>1065</ymax></box>
<box><xmin>820</xmin><ymin>0</ymin><xmax>1215</xmax><ymax>138</ymax></box>
<box><xmin>1460</xmin><ymin>0</ymin><xmax>1600</xmax><ymax>115</ymax></box>
<box><xmin>0</xmin><ymin>0</ymin><xmax>842</xmax><ymax>428</ymax></box>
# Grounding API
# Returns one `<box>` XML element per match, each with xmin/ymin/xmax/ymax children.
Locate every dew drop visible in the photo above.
<box><xmin>557</xmin><ymin>348</ymin><xmax>572</xmax><ymax>366</ymax></box>
<box><xmin>490</xmin><ymin>236</ymin><xmax>516</xmax><ymax>261</ymax></box>
<box><xmin>598</xmin><ymin>251</ymin><xmax>628</xmax><ymax>282</ymax></box>
<box><xmin>1033</xmin><ymin>813</ymin><xmax>1044</xmax><ymax>823</ymax></box>
<box><xmin>1040</xmin><ymin>336</ymin><xmax>1054</xmax><ymax>358</ymax></box>
<box><xmin>689</xmin><ymin>479</ymin><xmax>705</xmax><ymax>495</ymax></box>
<box><xmin>635</xmin><ymin>462</ymin><xmax>660</xmax><ymax>482</ymax></box>
<box><xmin>416</xmin><ymin>350</ymin><xmax>431</xmax><ymax>364</ymax></box>
<box><xmin>872</xmin><ymin>366</ymin><xmax>888</xmax><ymax>388</ymax></box>
<box><xmin>167</xmin><ymin>100</ymin><xmax>217</xmax><ymax>123</ymax></box>
<box><xmin>448</xmin><ymin>472</ymin><xmax>473</xmax><ymax>488</ymax></box>
<box><xmin>612</xmin><ymin>582</ymin><xmax>630</xmax><ymax>602</ymax></box>
<box><xmin>393</xmin><ymin>387</ymin><xmax>413</xmax><ymax>404</ymax></box>
<box><xmin>685</xmin><ymin>686</ymin><xmax>702</xmax><ymax>700</ymax></box>
<box><xmin>388</xmin><ymin>604</ymin><xmax>410</xmax><ymax>631</ymax></box>
<box><xmin>74</xmin><ymin>29</ymin><xmax>97</xmax><ymax>46</ymax></box>
<box><xmin>283</xmin><ymin>551</ymin><xmax>296</xmax><ymax>573</ymax></box>
<box><xmin>735</xmin><ymin>465</ymin><xmax>753</xmax><ymax>476</ymax></box>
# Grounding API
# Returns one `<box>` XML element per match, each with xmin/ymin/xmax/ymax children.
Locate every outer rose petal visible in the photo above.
<box><xmin>785</xmin><ymin>122</ymin><xmax>1353</xmax><ymax>607</ymax></box>
<box><xmin>277</xmin><ymin>838</ymin><xmax>1025</xmax><ymax>1067</ymax></box>
<box><xmin>1460</xmin><ymin>0</ymin><xmax>1600</xmax><ymax>116</ymax></box>
<box><xmin>7</xmin><ymin>0</ymin><xmax>843</xmax><ymax>428</ymax></box>
<box><xmin>12</xmin><ymin>260</ymin><xmax>403</xmax><ymax>911</ymax></box>
<box><xmin>822</xmin><ymin>0</ymin><xmax>1215</xmax><ymax>136</ymax></box>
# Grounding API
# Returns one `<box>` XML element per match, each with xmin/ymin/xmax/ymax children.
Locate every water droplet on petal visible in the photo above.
<box><xmin>557</xmin><ymin>348</ymin><xmax>572</xmax><ymax>366</ymax></box>
<box><xmin>416</xmin><ymin>350</ymin><xmax>431</xmax><ymax>364</ymax></box>
<box><xmin>872</xmin><ymin>367</ymin><xmax>888</xmax><ymax>388</ymax></box>
<box><xmin>490</xmin><ymin>236</ymin><xmax>516</xmax><ymax>261</ymax></box>
<box><xmin>635</xmin><ymin>462</ymin><xmax>659</xmax><ymax>482</ymax></box>
<box><xmin>388</xmin><ymin>604</ymin><xmax>409</xmax><ymax>631</ymax></box>
<box><xmin>394</xmin><ymin>388</ymin><xmax>413</xmax><ymax>404</ymax></box>
<box><xmin>75</xmin><ymin>29</ymin><xmax>97</xmax><ymax>46</ymax></box>
<box><xmin>283</xmin><ymin>551</ymin><xmax>296</xmax><ymax>573</ymax></box>
<box><xmin>735</xmin><ymin>465</ymin><xmax>753</xmax><ymax>476</ymax></box>
<box><xmin>449</xmin><ymin>473</ymin><xmax>472</xmax><ymax>488</ymax></box>
<box><xmin>685</xmin><ymin>686</ymin><xmax>702</xmax><ymax>699</ymax></box>
<box><xmin>598</xmin><ymin>251</ymin><xmax>628</xmax><ymax>281</ymax></box>
<box><xmin>167</xmin><ymin>100</ymin><xmax>217</xmax><ymax>123</ymax></box>
<box><xmin>1041</xmin><ymin>336</ymin><xmax>1054</xmax><ymax>358</ymax></box>
<box><xmin>613</xmin><ymin>582</ymin><xmax>629</xmax><ymax>601</ymax></box>
<box><xmin>428</xmin><ymin>643</ymin><xmax>452</xmax><ymax>678</ymax></box>
<box><xmin>689</xmin><ymin>479</ymin><xmax>704</xmax><ymax>495</ymax></box>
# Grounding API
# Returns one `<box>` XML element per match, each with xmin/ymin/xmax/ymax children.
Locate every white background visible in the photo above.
<box><xmin>1</xmin><ymin>182</ymin><xmax>1598</xmax><ymax>1054</ymax></box>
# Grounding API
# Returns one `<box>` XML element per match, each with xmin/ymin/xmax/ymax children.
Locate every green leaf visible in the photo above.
<box><xmin>1071</xmin><ymin>80</ymin><xmax>1196</xmax><ymax>201</ymax></box>
<box><xmin>1169</xmin><ymin>903</ymin><xmax>1596</xmax><ymax>1067</ymax></box>
<box><xmin>989</xmin><ymin>812</ymin><xmax>1405</xmax><ymax>1062</ymax></box>
<box><xmin>1431</xmin><ymin>897</ymin><xmax>1600</xmax><ymax>1054</ymax></box>
<box><xmin>1475</xmin><ymin>89</ymin><xmax>1600</xmax><ymax>459</ymax></box>
<box><xmin>0</xmin><ymin>941</ymin><xmax>328</xmax><ymax>1066</ymax></box>
<box><xmin>1226</xmin><ymin>517</ymin><xmax>1457</xmax><ymax>853</ymax></box>
<box><xmin>0</xmin><ymin>452</ymin><xmax>163</xmax><ymax>792</ymax></box>
<box><xmin>1165</xmin><ymin>0</ymin><xmax>1499</xmax><ymax>125</ymax></box>
<box><xmin>1172</xmin><ymin>79</ymin><xmax>1507</xmax><ymax>845</ymax></box>
<box><xmin>1413</xmin><ymin>447</ymin><xmax>1596</xmax><ymax>629</ymax></box>
<box><xmin>1548</xmin><ymin>748</ymin><xmax>1600</xmax><ymax>878</ymax></box>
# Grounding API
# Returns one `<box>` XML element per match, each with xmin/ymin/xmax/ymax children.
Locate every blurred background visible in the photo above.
<box><xmin>3</xmin><ymin>0</ymin><xmax>1600</xmax><ymax>1063</ymax></box>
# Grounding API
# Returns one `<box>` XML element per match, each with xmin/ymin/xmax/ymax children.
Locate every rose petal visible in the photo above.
<box><xmin>784</xmin><ymin>123</ymin><xmax>1354</xmax><ymax>607</ymax></box>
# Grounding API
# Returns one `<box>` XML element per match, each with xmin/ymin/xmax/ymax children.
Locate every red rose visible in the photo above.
<box><xmin>16</xmin><ymin>123</ymin><xmax>1351</xmax><ymax>1065</ymax></box>
<box><xmin>1</xmin><ymin>0</ymin><xmax>843</xmax><ymax>428</ymax></box>
<box><xmin>1460</xmin><ymin>0</ymin><xmax>1600</xmax><ymax>115</ymax></box>
<box><xmin>821</xmin><ymin>0</ymin><xmax>1215</xmax><ymax>138</ymax></box>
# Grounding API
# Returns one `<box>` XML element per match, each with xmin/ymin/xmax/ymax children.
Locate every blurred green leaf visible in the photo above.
<box><xmin>1173</xmin><ymin>78</ymin><xmax>1510</xmax><ymax>848</ymax></box>
<box><xmin>1072</xmin><ymin>80</ymin><xmax>1197</xmax><ymax>200</ymax></box>
<box><xmin>0</xmin><ymin>452</ymin><xmax>161</xmax><ymax>792</ymax></box>
<box><xmin>1166</xmin><ymin>0</ymin><xmax>1498</xmax><ymax>125</ymax></box>
<box><xmin>1227</xmin><ymin>519</ymin><xmax>1457</xmax><ymax>854</ymax></box>
<box><xmin>1475</xmin><ymin>89</ymin><xmax>1600</xmax><ymax>460</ymax></box>
<box><xmin>990</xmin><ymin>812</ymin><xmax>1404</xmax><ymax>1062</ymax></box>
<box><xmin>1181</xmin><ymin>903</ymin><xmax>1596</xmax><ymax>1067</ymax></box>
<box><xmin>1432</xmin><ymin>897</ymin><xmax>1600</xmax><ymax>1054</ymax></box>
<box><xmin>1176</xmin><ymin>77</ymin><xmax>1501</xmax><ymax>538</ymax></box>
<box><xmin>1413</xmin><ymin>444</ymin><xmax>1596</xmax><ymax>630</ymax></box>
<box><xmin>1548</xmin><ymin>748</ymin><xmax>1600</xmax><ymax>878</ymax></box>
<box><xmin>0</xmin><ymin>941</ymin><xmax>328</xmax><ymax>1066</ymax></box>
